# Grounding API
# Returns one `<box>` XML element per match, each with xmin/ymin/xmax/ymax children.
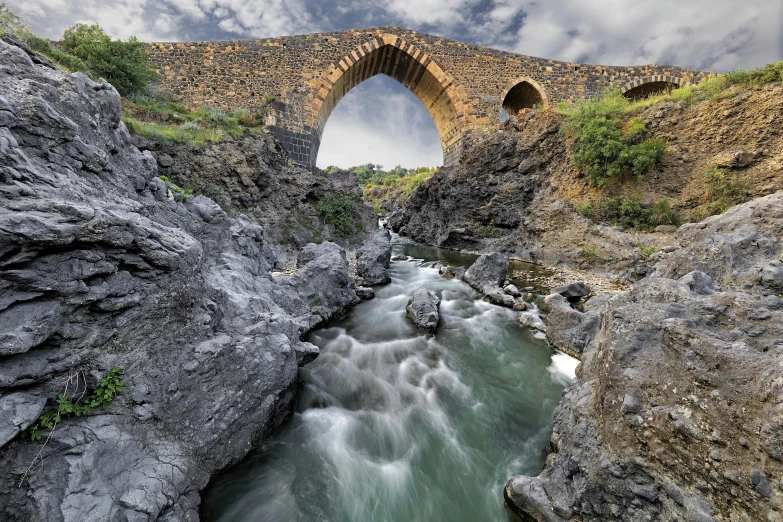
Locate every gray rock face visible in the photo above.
<box><xmin>356</xmin><ymin>229</ymin><xmax>392</xmax><ymax>285</ymax></box>
<box><xmin>542</xmin><ymin>293</ymin><xmax>600</xmax><ymax>357</ymax></box>
<box><xmin>405</xmin><ymin>288</ymin><xmax>441</xmax><ymax>331</ymax></box>
<box><xmin>506</xmin><ymin>191</ymin><xmax>783</xmax><ymax>522</ymax></box>
<box><xmin>551</xmin><ymin>281</ymin><xmax>591</xmax><ymax>299</ymax></box>
<box><xmin>0</xmin><ymin>38</ymin><xmax>361</xmax><ymax>522</ymax></box>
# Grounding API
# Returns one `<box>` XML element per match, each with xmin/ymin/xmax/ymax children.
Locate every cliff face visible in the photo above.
<box><xmin>392</xmin><ymin>86</ymin><xmax>783</xmax><ymax>278</ymax></box>
<box><xmin>133</xmin><ymin>133</ymin><xmax>376</xmax><ymax>266</ymax></box>
<box><xmin>0</xmin><ymin>37</ymin><xmax>362</xmax><ymax>521</ymax></box>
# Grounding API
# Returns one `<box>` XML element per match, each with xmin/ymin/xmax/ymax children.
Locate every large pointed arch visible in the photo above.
<box><xmin>304</xmin><ymin>34</ymin><xmax>469</xmax><ymax>167</ymax></box>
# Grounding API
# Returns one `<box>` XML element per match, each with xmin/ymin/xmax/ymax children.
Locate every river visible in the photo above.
<box><xmin>202</xmin><ymin>241</ymin><xmax>578</xmax><ymax>522</ymax></box>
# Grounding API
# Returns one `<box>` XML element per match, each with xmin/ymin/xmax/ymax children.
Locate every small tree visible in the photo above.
<box><xmin>61</xmin><ymin>23</ymin><xmax>158</xmax><ymax>96</ymax></box>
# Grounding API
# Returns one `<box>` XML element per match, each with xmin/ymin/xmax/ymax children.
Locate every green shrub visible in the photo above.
<box><xmin>693</xmin><ymin>166</ymin><xmax>750</xmax><ymax>219</ymax></box>
<box><xmin>61</xmin><ymin>23</ymin><xmax>158</xmax><ymax>96</ymax></box>
<box><xmin>20</xmin><ymin>368</ymin><xmax>125</xmax><ymax>442</ymax></box>
<box><xmin>561</xmin><ymin>87</ymin><xmax>666</xmax><ymax>187</ymax></box>
<box><xmin>579</xmin><ymin>244</ymin><xmax>598</xmax><ymax>263</ymax></box>
<box><xmin>180</xmin><ymin>120</ymin><xmax>201</xmax><ymax>133</ymax></box>
<box><xmin>724</xmin><ymin>61</ymin><xmax>783</xmax><ymax>88</ymax></box>
<box><xmin>580</xmin><ymin>195</ymin><xmax>681</xmax><ymax>230</ymax></box>
<box><xmin>159</xmin><ymin>175</ymin><xmax>193</xmax><ymax>202</ymax></box>
<box><xmin>317</xmin><ymin>195</ymin><xmax>361</xmax><ymax>238</ymax></box>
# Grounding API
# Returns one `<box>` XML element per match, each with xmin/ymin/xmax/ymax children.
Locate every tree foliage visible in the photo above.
<box><xmin>61</xmin><ymin>23</ymin><xmax>158</xmax><ymax>95</ymax></box>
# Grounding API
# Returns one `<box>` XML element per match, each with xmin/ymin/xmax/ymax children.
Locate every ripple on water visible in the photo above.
<box><xmin>202</xmin><ymin>243</ymin><xmax>574</xmax><ymax>522</ymax></box>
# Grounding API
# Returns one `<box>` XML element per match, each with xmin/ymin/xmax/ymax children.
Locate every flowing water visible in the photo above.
<box><xmin>202</xmin><ymin>242</ymin><xmax>577</xmax><ymax>522</ymax></box>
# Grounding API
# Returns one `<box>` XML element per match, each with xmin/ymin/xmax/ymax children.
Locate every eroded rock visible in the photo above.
<box><xmin>406</xmin><ymin>288</ymin><xmax>440</xmax><ymax>331</ymax></box>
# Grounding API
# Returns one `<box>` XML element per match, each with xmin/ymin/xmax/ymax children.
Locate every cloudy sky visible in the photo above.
<box><xmin>11</xmin><ymin>0</ymin><xmax>782</xmax><ymax>169</ymax></box>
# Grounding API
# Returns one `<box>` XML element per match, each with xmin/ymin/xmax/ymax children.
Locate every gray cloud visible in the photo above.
<box><xmin>9</xmin><ymin>0</ymin><xmax>782</xmax><ymax>168</ymax></box>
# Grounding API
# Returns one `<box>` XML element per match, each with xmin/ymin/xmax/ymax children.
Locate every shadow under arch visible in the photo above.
<box><xmin>621</xmin><ymin>76</ymin><xmax>687</xmax><ymax>99</ymax></box>
<box><xmin>500</xmin><ymin>77</ymin><xmax>549</xmax><ymax>117</ymax></box>
<box><xmin>305</xmin><ymin>34</ymin><xmax>468</xmax><ymax>167</ymax></box>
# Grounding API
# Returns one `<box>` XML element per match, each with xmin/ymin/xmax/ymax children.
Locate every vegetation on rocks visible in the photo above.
<box><xmin>577</xmin><ymin>195</ymin><xmax>681</xmax><ymax>230</ymax></box>
<box><xmin>324</xmin><ymin>164</ymin><xmax>439</xmax><ymax>212</ymax></box>
<box><xmin>692</xmin><ymin>166</ymin><xmax>750</xmax><ymax>220</ymax></box>
<box><xmin>316</xmin><ymin>194</ymin><xmax>365</xmax><ymax>238</ymax></box>
<box><xmin>560</xmin><ymin>88</ymin><xmax>667</xmax><ymax>187</ymax></box>
<box><xmin>20</xmin><ymin>368</ymin><xmax>126</xmax><ymax>442</ymax></box>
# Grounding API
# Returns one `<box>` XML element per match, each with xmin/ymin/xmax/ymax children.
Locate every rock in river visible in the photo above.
<box><xmin>406</xmin><ymin>288</ymin><xmax>441</xmax><ymax>331</ymax></box>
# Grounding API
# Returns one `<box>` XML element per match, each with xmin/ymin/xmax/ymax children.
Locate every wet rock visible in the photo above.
<box><xmin>356</xmin><ymin>229</ymin><xmax>392</xmax><ymax>285</ymax></box>
<box><xmin>504</xmin><ymin>284</ymin><xmax>521</xmax><ymax>297</ymax></box>
<box><xmin>356</xmin><ymin>287</ymin><xmax>375</xmax><ymax>300</ymax></box>
<box><xmin>406</xmin><ymin>288</ymin><xmax>440</xmax><ymax>332</ymax></box>
<box><xmin>439</xmin><ymin>265</ymin><xmax>455</xmax><ymax>279</ymax></box>
<box><xmin>551</xmin><ymin>281</ymin><xmax>591</xmax><ymax>300</ymax></box>
<box><xmin>464</xmin><ymin>252</ymin><xmax>508</xmax><ymax>290</ymax></box>
<box><xmin>512</xmin><ymin>300</ymin><xmax>527</xmax><ymax>311</ymax></box>
<box><xmin>519</xmin><ymin>313</ymin><xmax>547</xmax><ymax>332</ymax></box>
<box><xmin>542</xmin><ymin>294</ymin><xmax>600</xmax><ymax>357</ymax></box>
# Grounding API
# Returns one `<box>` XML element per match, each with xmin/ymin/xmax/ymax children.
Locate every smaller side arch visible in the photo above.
<box><xmin>500</xmin><ymin>77</ymin><xmax>549</xmax><ymax>116</ymax></box>
<box><xmin>621</xmin><ymin>76</ymin><xmax>687</xmax><ymax>99</ymax></box>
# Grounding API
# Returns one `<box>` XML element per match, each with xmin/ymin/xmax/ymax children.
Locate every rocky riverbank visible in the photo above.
<box><xmin>506</xmin><ymin>192</ymin><xmax>783</xmax><ymax>521</ymax></box>
<box><xmin>0</xmin><ymin>36</ymin><xmax>377</xmax><ymax>521</ymax></box>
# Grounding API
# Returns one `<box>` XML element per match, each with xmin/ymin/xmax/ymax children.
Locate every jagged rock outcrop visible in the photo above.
<box><xmin>405</xmin><ymin>288</ymin><xmax>440</xmax><ymax>331</ymax></box>
<box><xmin>356</xmin><ymin>229</ymin><xmax>392</xmax><ymax>285</ymax></box>
<box><xmin>133</xmin><ymin>133</ymin><xmax>376</xmax><ymax>266</ymax></box>
<box><xmin>463</xmin><ymin>252</ymin><xmax>514</xmax><ymax>307</ymax></box>
<box><xmin>505</xmin><ymin>192</ymin><xmax>783</xmax><ymax>522</ymax></box>
<box><xmin>0</xmin><ymin>38</ymin><xmax>361</xmax><ymax>521</ymax></box>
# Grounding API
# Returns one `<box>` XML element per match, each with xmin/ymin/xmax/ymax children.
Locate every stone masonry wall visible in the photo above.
<box><xmin>149</xmin><ymin>26</ymin><xmax>710</xmax><ymax>166</ymax></box>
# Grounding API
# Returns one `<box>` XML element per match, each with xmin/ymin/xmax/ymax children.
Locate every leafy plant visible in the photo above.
<box><xmin>158</xmin><ymin>175</ymin><xmax>193</xmax><ymax>202</ymax></box>
<box><xmin>317</xmin><ymin>194</ymin><xmax>361</xmax><ymax>238</ymax></box>
<box><xmin>561</xmin><ymin>87</ymin><xmax>667</xmax><ymax>187</ymax></box>
<box><xmin>638</xmin><ymin>244</ymin><xmax>658</xmax><ymax>260</ymax></box>
<box><xmin>578</xmin><ymin>195</ymin><xmax>681</xmax><ymax>230</ymax></box>
<box><xmin>20</xmin><ymin>368</ymin><xmax>126</xmax><ymax>442</ymax></box>
<box><xmin>579</xmin><ymin>244</ymin><xmax>598</xmax><ymax>263</ymax></box>
<box><xmin>692</xmin><ymin>166</ymin><xmax>750</xmax><ymax>219</ymax></box>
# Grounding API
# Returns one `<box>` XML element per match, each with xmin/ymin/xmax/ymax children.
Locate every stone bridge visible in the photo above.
<box><xmin>149</xmin><ymin>27</ymin><xmax>709</xmax><ymax>167</ymax></box>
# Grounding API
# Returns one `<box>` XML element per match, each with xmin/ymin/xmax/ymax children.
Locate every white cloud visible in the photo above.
<box><xmin>316</xmin><ymin>76</ymin><xmax>443</xmax><ymax>169</ymax></box>
<box><xmin>382</xmin><ymin>0</ymin><xmax>480</xmax><ymax>28</ymax></box>
<box><xmin>487</xmin><ymin>0</ymin><xmax>781</xmax><ymax>71</ymax></box>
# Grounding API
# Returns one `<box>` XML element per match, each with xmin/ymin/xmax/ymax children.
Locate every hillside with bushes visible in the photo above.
<box><xmin>391</xmin><ymin>62</ymin><xmax>783</xmax><ymax>280</ymax></box>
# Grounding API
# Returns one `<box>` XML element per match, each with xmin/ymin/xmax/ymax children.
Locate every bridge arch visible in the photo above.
<box><xmin>302</xmin><ymin>34</ymin><xmax>468</xmax><ymax>167</ymax></box>
<box><xmin>621</xmin><ymin>76</ymin><xmax>687</xmax><ymax>99</ymax></box>
<box><xmin>500</xmin><ymin>77</ymin><xmax>549</xmax><ymax>117</ymax></box>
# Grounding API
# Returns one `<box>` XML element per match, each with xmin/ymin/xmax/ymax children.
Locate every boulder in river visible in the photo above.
<box><xmin>518</xmin><ymin>313</ymin><xmax>547</xmax><ymax>332</ymax></box>
<box><xmin>542</xmin><ymin>294</ymin><xmax>600</xmax><ymax>357</ymax></box>
<box><xmin>357</xmin><ymin>229</ymin><xmax>392</xmax><ymax>285</ymax></box>
<box><xmin>504</xmin><ymin>284</ymin><xmax>521</xmax><ymax>297</ymax></box>
<box><xmin>464</xmin><ymin>252</ymin><xmax>515</xmax><ymax>307</ymax></box>
<box><xmin>551</xmin><ymin>281</ymin><xmax>591</xmax><ymax>300</ymax></box>
<box><xmin>356</xmin><ymin>287</ymin><xmax>375</xmax><ymax>300</ymax></box>
<box><xmin>406</xmin><ymin>288</ymin><xmax>441</xmax><ymax>331</ymax></box>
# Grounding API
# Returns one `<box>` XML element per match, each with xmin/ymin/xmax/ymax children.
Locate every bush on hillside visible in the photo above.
<box><xmin>691</xmin><ymin>166</ymin><xmax>750</xmax><ymax>220</ymax></box>
<box><xmin>561</xmin><ymin>87</ymin><xmax>667</xmax><ymax>187</ymax></box>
